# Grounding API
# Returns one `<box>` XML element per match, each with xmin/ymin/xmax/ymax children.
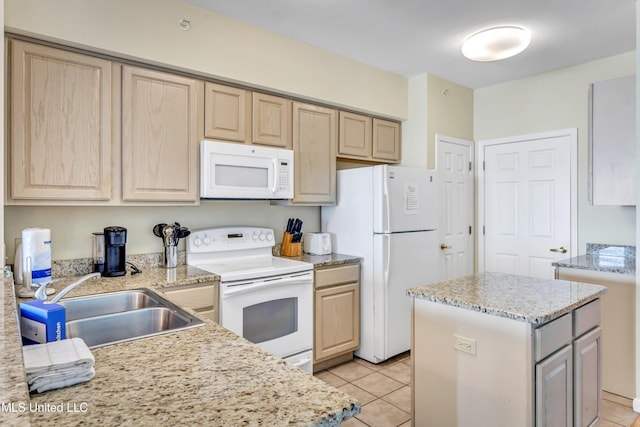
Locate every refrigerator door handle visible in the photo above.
<box><xmin>383</xmin><ymin>234</ymin><xmax>391</xmax><ymax>285</ymax></box>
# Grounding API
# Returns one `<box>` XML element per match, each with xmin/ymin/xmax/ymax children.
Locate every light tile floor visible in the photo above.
<box><xmin>314</xmin><ymin>351</ymin><xmax>639</xmax><ymax>427</ymax></box>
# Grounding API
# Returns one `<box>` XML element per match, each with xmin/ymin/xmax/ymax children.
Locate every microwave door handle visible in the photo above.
<box><xmin>271</xmin><ymin>158</ymin><xmax>277</xmax><ymax>192</ymax></box>
<box><xmin>223</xmin><ymin>274</ymin><xmax>310</xmax><ymax>297</ymax></box>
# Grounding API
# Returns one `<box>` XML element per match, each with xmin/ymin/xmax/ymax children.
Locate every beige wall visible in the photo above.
<box><xmin>426</xmin><ymin>75</ymin><xmax>474</xmax><ymax>169</ymax></box>
<box><xmin>5</xmin><ymin>0</ymin><xmax>407</xmax><ymax>120</ymax></box>
<box><xmin>3</xmin><ymin>0</ymin><xmax>410</xmax><ymax>263</ymax></box>
<box><xmin>474</xmin><ymin>51</ymin><xmax>636</xmax><ymax>251</ymax></box>
<box><xmin>402</xmin><ymin>74</ymin><xmax>473</xmax><ymax>169</ymax></box>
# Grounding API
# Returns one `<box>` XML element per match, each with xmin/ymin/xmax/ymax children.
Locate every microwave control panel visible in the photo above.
<box><xmin>278</xmin><ymin>160</ymin><xmax>291</xmax><ymax>192</ymax></box>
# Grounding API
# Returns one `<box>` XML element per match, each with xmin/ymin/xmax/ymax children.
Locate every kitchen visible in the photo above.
<box><xmin>1</xmin><ymin>0</ymin><xmax>638</xmax><ymax>426</ymax></box>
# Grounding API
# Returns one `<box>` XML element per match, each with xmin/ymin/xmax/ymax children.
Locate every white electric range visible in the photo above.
<box><xmin>186</xmin><ymin>226</ymin><xmax>313</xmax><ymax>374</ymax></box>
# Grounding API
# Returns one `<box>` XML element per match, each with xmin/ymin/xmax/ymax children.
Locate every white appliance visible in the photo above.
<box><xmin>186</xmin><ymin>226</ymin><xmax>314</xmax><ymax>374</ymax></box>
<box><xmin>322</xmin><ymin>165</ymin><xmax>439</xmax><ymax>363</ymax></box>
<box><xmin>303</xmin><ymin>232</ymin><xmax>332</xmax><ymax>255</ymax></box>
<box><xmin>200</xmin><ymin>140</ymin><xmax>294</xmax><ymax>199</ymax></box>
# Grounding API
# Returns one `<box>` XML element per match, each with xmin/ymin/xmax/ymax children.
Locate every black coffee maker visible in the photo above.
<box><xmin>103</xmin><ymin>226</ymin><xmax>127</xmax><ymax>277</ymax></box>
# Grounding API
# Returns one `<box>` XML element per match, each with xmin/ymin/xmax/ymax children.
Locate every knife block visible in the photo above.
<box><xmin>280</xmin><ymin>232</ymin><xmax>302</xmax><ymax>257</ymax></box>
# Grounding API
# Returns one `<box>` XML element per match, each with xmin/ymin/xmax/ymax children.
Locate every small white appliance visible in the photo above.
<box><xmin>322</xmin><ymin>165</ymin><xmax>439</xmax><ymax>363</ymax></box>
<box><xmin>186</xmin><ymin>226</ymin><xmax>314</xmax><ymax>374</ymax></box>
<box><xmin>200</xmin><ymin>140</ymin><xmax>294</xmax><ymax>199</ymax></box>
<box><xmin>303</xmin><ymin>233</ymin><xmax>332</xmax><ymax>255</ymax></box>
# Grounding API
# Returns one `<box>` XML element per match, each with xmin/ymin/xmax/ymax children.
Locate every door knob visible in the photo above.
<box><xmin>440</xmin><ymin>243</ymin><xmax>451</xmax><ymax>250</ymax></box>
<box><xmin>549</xmin><ymin>246</ymin><xmax>567</xmax><ymax>254</ymax></box>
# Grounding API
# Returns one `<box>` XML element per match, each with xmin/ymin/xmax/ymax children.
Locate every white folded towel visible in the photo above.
<box><xmin>22</xmin><ymin>337</ymin><xmax>95</xmax><ymax>393</ymax></box>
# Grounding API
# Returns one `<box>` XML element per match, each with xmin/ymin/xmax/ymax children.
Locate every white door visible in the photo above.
<box><xmin>436</xmin><ymin>135</ymin><xmax>474</xmax><ymax>280</ymax></box>
<box><xmin>479</xmin><ymin>129</ymin><xmax>577</xmax><ymax>279</ymax></box>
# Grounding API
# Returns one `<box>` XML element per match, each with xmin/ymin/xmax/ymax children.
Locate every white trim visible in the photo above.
<box><xmin>435</xmin><ymin>134</ymin><xmax>475</xmax><ymax>274</ymax></box>
<box><xmin>476</xmin><ymin>128</ymin><xmax>578</xmax><ymax>273</ymax></box>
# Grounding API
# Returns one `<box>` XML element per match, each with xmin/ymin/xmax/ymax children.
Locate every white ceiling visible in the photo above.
<box><xmin>183</xmin><ymin>0</ymin><xmax>636</xmax><ymax>89</ymax></box>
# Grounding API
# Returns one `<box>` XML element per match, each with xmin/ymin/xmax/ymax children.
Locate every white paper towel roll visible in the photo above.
<box><xmin>22</xmin><ymin>228</ymin><xmax>52</xmax><ymax>285</ymax></box>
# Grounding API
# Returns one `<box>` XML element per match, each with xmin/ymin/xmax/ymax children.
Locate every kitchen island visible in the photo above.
<box><xmin>1</xmin><ymin>266</ymin><xmax>360</xmax><ymax>426</ymax></box>
<box><xmin>408</xmin><ymin>272</ymin><xmax>606</xmax><ymax>427</ymax></box>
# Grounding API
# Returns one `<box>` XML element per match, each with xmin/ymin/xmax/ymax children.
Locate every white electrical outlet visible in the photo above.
<box><xmin>454</xmin><ymin>334</ymin><xmax>477</xmax><ymax>355</ymax></box>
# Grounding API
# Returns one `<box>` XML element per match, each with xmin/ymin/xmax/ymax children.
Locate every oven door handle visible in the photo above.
<box><xmin>223</xmin><ymin>275</ymin><xmax>311</xmax><ymax>297</ymax></box>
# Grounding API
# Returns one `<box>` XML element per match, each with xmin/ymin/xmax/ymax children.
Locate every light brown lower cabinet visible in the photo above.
<box><xmin>313</xmin><ymin>263</ymin><xmax>360</xmax><ymax>371</ymax></box>
<box><xmin>163</xmin><ymin>282</ymin><xmax>219</xmax><ymax>323</ymax></box>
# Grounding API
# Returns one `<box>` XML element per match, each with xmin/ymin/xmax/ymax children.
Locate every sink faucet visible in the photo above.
<box><xmin>35</xmin><ymin>273</ymin><xmax>101</xmax><ymax>303</ymax></box>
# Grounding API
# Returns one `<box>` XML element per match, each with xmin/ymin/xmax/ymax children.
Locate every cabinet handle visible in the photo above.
<box><xmin>440</xmin><ymin>243</ymin><xmax>452</xmax><ymax>250</ymax></box>
<box><xmin>549</xmin><ymin>246</ymin><xmax>568</xmax><ymax>254</ymax></box>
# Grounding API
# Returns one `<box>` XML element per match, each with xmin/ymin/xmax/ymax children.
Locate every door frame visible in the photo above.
<box><xmin>477</xmin><ymin>128</ymin><xmax>578</xmax><ymax>273</ymax></box>
<box><xmin>435</xmin><ymin>134</ymin><xmax>475</xmax><ymax>275</ymax></box>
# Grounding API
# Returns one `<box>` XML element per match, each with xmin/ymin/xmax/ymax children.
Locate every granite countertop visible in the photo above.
<box><xmin>1</xmin><ymin>265</ymin><xmax>360</xmax><ymax>426</ymax></box>
<box><xmin>407</xmin><ymin>272</ymin><xmax>607</xmax><ymax>325</ymax></box>
<box><xmin>281</xmin><ymin>253</ymin><xmax>361</xmax><ymax>269</ymax></box>
<box><xmin>552</xmin><ymin>243</ymin><xmax>636</xmax><ymax>275</ymax></box>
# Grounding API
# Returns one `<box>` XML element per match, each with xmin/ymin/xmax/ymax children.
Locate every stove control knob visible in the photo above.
<box><xmin>266</xmin><ymin>233</ymin><xmax>273</xmax><ymax>241</ymax></box>
<box><xmin>259</xmin><ymin>232</ymin><xmax>266</xmax><ymax>241</ymax></box>
<box><xmin>252</xmin><ymin>232</ymin><xmax>259</xmax><ymax>241</ymax></box>
<box><xmin>203</xmin><ymin>236</ymin><xmax>211</xmax><ymax>245</ymax></box>
<box><xmin>193</xmin><ymin>237</ymin><xmax>202</xmax><ymax>247</ymax></box>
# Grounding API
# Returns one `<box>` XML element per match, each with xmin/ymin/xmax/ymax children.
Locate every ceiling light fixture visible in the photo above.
<box><xmin>462</xmin><ymin>26</ymin><xmax>531</xmax><ymax>62</ymax></box>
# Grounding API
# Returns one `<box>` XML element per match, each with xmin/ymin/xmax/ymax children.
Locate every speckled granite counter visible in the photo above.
<box><xmin>552</xmin><ymin>243</ymin><xmax>635</xmax><ymax>275</ymax></box>
<box><xmin>407</xmin><ymin>271</ymin><xmax>607</xmax><ymax>324</ymax></box>
<box><xmin>1</xmin><ymin>265</ymin><xmax>360</xmax><ymax>426</ymax></box>
<box><xmin>280</xmin><ymin>253</ymin><xmax>361</xmax><ymax>269</ymax></box>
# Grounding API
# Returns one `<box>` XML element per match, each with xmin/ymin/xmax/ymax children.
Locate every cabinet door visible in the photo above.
<box><xmin>204</xmin><ymin>82</ymin><xmax>249</xmax><ymax>142</ymax></box>
<box><xmin>536</xmin><ymin>344</ymin><xmax>573</xmax><ymax>427</ymax></box>
<box><xmin>292</xmin><ymin>102</ymin><xmax>337</xmax><ymax>204</ymax></box>
<box><xmin>314</xmin><ymin>282</ymin><xmax>360</xmax><ymax>363</ymax></box>
<box><xmin>10</xmin><ymin>40</ymin><xmax>112</xmax><ymax>200</ymax></box>
<box><xmin>252</xmin><ymin>92</ymin><xmax>291</xmax><ymax>148</ymax></box>
<box><xmin>122</xmin><ymin>66</ymin><xmax>200</xmax><ymax>202</ymax></box>
<box><xmin>372</xmin><ymin>118</ymin><xmax>401</xmax><ymax>162</ymax></box>
<box><xmin>338</xmin><ymin>111</ymin><xmax>371</xmax><ymax>159</ymax></box>
<box><xmin>574</xmin><ymin>327</ymin><xmax>602</xmax><ymax>427</ymax></box>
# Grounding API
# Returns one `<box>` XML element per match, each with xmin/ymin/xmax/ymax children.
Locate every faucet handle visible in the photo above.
<box><xmin>34</xmin><ymin>283</ymin><xmax>49</xmax><ymax>301</ymax></box>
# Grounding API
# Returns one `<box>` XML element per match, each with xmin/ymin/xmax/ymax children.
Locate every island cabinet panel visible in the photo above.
<box><xmin>122</xmin><ymin>65</ymin><xmax>201</xmax><ymax>202</ymax></box>
<box><xmin>574</xmin><ymin>327</ymin><xmax>602</xmax><ymax>427</ymax></box>
<box><xmin>10</xmin><ymin>39</ymin><xmax>112</xmax><ymax>201</ymax></box>
<box><xmin>535</xmin><ymin>344</ymin><xmax>573</xmax><ymax>427</ymax></box>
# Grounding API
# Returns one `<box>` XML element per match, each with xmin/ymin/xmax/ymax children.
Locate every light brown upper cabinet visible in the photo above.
<box><xmin>122</xmin><ymin>65</ymin><xmax>201</xmax><ymax>202</ymax></box>
<box><xmin>9</xmin><ymin>40</ymin><xmax>112</xmax><ymax>201</ymax></box>
<box><xmin>338</xmin><ymin>111</ymin><xmax>372</xmax><ymax>159</ymax></box>
<box><xmin>204</xmin><ymin>82</ymin><xmax>250</xmax><ymax>142</ymax></box>
<box><xmin>338</xmin><ymin>113</ymin><xmax>401</xmax><ymax>163</ymax></box>
<box><xmin>252</xmin><ymin>92</ymin><xmax>292</xmax><ymax>148</ymax></box>
<box><xmin>292</xmin><ymin>102</ymin><xmax>337</xmax><ymax>204</ymax></box>
<box><xmin>372</xmin><ymin>118</ymin><xmax>401</xmax><ymax>162</ymax></box>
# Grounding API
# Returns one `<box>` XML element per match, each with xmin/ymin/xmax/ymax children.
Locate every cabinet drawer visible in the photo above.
<box><xmin>535</xmin><ymin>313</ymin><xmax>572</xmax><ymax>362</ymax></box>
<box><xmin>315</xmin><ymin>264</ymin><xmax>360</xmax><ymax>289</ymax></box>
<box><xmin>573</xmin><ymin>299</ymin><xmax>601</xmax><ymax>338</ymax></box>
<box><xmin>164</xmin><ymin>283</ymin><xmax>217</xmax><ymax>311</ymax></box>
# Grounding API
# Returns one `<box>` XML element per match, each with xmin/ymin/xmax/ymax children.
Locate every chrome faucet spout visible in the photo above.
<box><xmin>48</xmin><ymin>273</ymin><xmax>101</xmax><ymax>304</ymax></box>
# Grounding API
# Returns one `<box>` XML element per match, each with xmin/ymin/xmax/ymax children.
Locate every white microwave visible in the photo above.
<box><xmin>200</xmin><ymin>140</ymin><xmax>294</xmax><ymax>199</ymax></box>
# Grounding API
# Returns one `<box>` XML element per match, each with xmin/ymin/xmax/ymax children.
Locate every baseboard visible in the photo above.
<box><xmin>633</xmin><ymin>397</ymin><xmax>640</xmax><ymax>413</ymax></box>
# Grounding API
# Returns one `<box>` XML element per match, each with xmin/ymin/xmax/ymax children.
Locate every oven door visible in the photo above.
<box><xmin>220</xmin><ymin>272</ymin><xmax>313</xmax><ymax>359</ymax></box>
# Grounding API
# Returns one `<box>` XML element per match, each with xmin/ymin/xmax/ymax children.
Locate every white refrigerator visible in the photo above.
<box><xmin>321</xmin><ymin>165</ymin><xmax>439</xmax><ymax>363</ymax></box>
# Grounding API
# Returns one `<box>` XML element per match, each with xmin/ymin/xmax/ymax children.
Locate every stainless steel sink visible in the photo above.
<box><xmin>60</xmin><ymin>288</ymin><xmax>205</xmax><ymax>348</ymax></box>
<box><xmin>59</xmin><ymin>289</ymin><xmax>162</xmax><ymax>321</ymax></box>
